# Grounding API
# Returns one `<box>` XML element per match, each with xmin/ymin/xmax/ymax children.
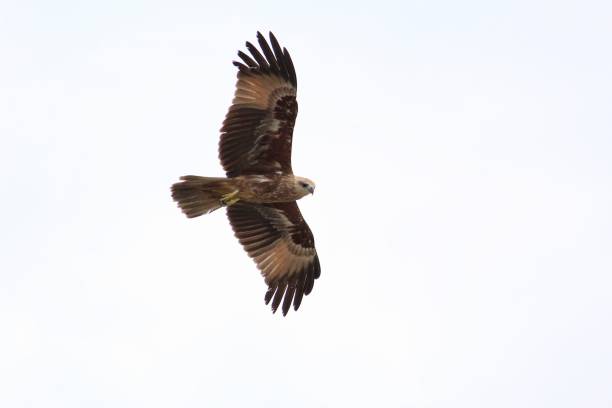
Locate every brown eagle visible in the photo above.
<box><xmin>171</xmin><ymin>32</ymin><xmax>320</xmax><ymax>316</ymax></box>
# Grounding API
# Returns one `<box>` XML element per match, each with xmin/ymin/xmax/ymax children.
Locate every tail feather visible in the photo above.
<box><xmin>171</xmin><ymin>175</ymin><xmax>235</xmax><ymax>218</ymax></box>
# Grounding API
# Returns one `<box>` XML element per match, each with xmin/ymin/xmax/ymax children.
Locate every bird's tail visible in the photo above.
<box><xmin>171</xmin><ymin>175</ymin><xmax>237</xmax><ymax>218</ymax></box>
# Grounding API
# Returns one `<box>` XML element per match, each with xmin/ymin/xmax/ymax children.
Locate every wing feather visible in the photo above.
<box><xmin>226</xmin><ymin>202</ymin><xmax>320</xmax><ymax>315</ymax></box>
<box><xmin>236</xmin><ymin>50</ymin><xmax>258</xmax><ymax>68</ymax></box>
<box><xmin>245</xmin><ymin>41</ymin><xmax>270</xmax><ymax>72</ymax></box>
<box><xmin>283</xmin><ymin>48</ymin><xmax>297</xmax><ymax>87</ymax></box>
<box><xmin>269</xmin><ymin>33</ymin><xmax>289</xmax><ymax>81</ymax></box>
<box><xmin>257</xmin><ymin>32</ymin><xmax>280</xmax><ymax>76</ymax></box>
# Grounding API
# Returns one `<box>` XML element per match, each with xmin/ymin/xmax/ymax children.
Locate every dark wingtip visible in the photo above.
<box><xmin>282</xmin><ymin>285</ymin><xmax>296</xmax><ymax>316</ymax></box>
<box><xmin>292</xmin><ymin>269</ymin><xmax>306</xmax><ymax>311</ymax></box>
<box><xmin>232</xmin><ymin>61</ymin><xmax>249</xmax><ymax>74</ymax></box>
<box><xmin>313</xmin><ymin>255</ymin><xmax>321</xmax><ymax>279</ymax></box>
<box><xmin>271</xmin><ymin>283</ymin><xmax>286</xmax><ymax>313</ymax></box>
<box><xmin>264</xmin><ymin>286</ymin><xmax>274</xmax><ymax>305</ymax></box>
<box><xmin>234</xmin><ymin>31</ymin><xmax>296</xmax><ymax>87</ymax></box>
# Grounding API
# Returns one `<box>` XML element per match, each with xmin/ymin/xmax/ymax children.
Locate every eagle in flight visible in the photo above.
<box><xmin>171</xmin><ymin>32</ymin><xmax>320</xmax><ymax>316</ymax></box>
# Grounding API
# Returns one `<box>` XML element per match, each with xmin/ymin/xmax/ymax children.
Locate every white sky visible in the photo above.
<box><xmin>2</xmin><ymin>0</ymin><xmax>612</xmax><ymax>407</ymax></box>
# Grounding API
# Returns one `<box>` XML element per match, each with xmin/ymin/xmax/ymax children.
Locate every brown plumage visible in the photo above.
<box><xmin>171</xmin><ymin>32</ymin><xmax>320</xmax><ymax>316</ymax></box>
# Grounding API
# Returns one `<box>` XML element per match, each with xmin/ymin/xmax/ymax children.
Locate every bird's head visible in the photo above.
<box><xmin>295</xmin><ymin>176</ymin><xmax>316</xmax><ymax>198</ymax></box>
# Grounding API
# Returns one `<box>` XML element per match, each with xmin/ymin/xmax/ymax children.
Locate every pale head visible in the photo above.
<box><xmin>294</xmin><ymin>176</ymin><xmax>316</xmax><ymax>198</ymax></box>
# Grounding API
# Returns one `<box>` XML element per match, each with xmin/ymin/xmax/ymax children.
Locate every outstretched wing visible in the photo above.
<box><xmin>219</xmin><ymin>31</ymin><xmax>298</xmax><ymax>178</ymax></box>
<box><xmin>226</xmin><ymin>202</ymin><xmax>320</xmax><ymax>315</ymax></box>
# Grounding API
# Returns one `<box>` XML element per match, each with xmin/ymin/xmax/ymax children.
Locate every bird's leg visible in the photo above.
<box><xmin>220</xmin><ymin>190</ymin><xmax>240</xmax><ymax>206</ymax></box>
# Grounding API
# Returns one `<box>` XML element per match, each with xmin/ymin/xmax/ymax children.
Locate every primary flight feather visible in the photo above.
<box><xmin>171</xmin><ymin>32</ymin><xmax>320</xmax><ymax>316</ymax></box>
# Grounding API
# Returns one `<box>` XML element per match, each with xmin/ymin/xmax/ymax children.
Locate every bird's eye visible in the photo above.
<box><xmin>300</xmin><ymin>182</ymin><xmax>308</xmax><ymax>188</ymax></box>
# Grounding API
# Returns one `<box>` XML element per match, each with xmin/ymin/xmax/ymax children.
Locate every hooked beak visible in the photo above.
<box><xmin>307</xmin><ymin>186</ymin><xmax>315</xmax><ymax>195</ymax></box>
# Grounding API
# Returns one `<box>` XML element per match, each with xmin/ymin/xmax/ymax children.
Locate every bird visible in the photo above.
<box><xmin>171</xmin><ymin>32</ymin><xmax>320</xmax><ymax>316</ymax></box>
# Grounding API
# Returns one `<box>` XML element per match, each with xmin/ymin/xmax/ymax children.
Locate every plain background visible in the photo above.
<box><xmin>2</xmin><ymin>1</ymin><xmax>611</xmax><ymax>407</ymax></box>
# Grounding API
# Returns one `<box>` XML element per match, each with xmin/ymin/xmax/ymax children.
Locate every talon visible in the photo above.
<box><xmin>220</xmin><ymin>190</ymin><xmax>240</xmax><ymax>206</ymax></box>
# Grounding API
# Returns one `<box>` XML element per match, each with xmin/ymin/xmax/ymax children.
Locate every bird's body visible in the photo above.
<box><xmin>171</xmin><ymin>32</ymin><xmax>320</xmax><ymax>315</ymax></box>
<box><xmin>228</xmin><ymin>174</ymin><xmax>314</xmax><ymax>204</ymax></box>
